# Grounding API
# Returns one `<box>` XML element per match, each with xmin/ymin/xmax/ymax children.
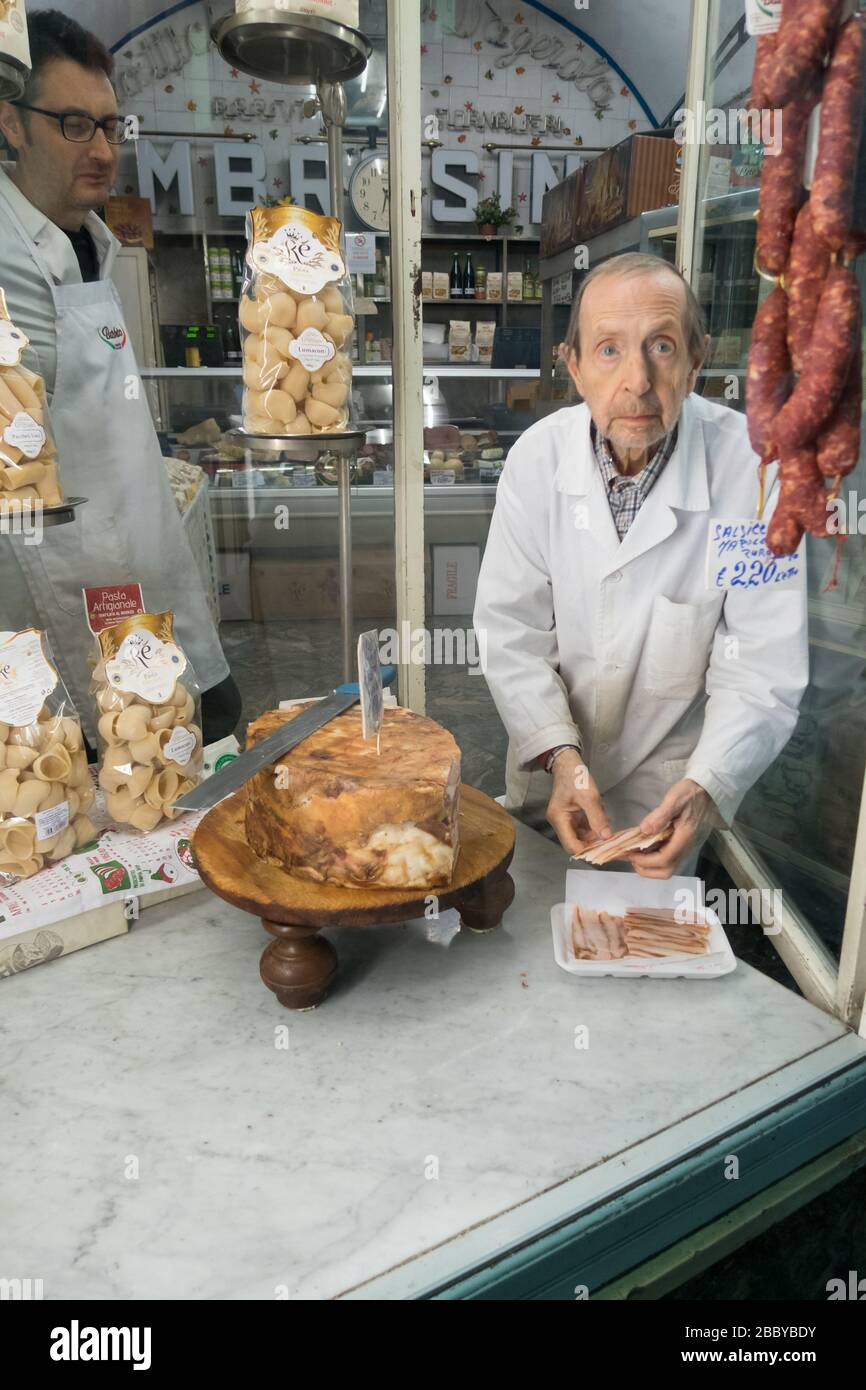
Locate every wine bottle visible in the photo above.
<box><xmin>463</xmin><ymin>253</ymin><xmax>476</xmax><ymax>300</ymax></box>
<box><xmin>450</xmin><ymin>252</ymin><xmax>463</xmax><ymax>298</ymax></box>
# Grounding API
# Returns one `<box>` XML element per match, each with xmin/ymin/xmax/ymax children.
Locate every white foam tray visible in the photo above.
<box><xmin>551</xmin><ymin>869</ymin><xmax>737</xmax><ymax>980</ymax></box>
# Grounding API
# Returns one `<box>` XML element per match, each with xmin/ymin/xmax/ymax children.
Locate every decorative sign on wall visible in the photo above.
<box><xmin>112</xmin><ymin>0</ymin><xmax>650</xmax><ymax>233</ymax></box>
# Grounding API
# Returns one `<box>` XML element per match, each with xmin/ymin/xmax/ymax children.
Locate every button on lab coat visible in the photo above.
<box><xmin>473</xmin><ymin>395</ymin><xmax>809</xmax><ymax>828</ymax></box>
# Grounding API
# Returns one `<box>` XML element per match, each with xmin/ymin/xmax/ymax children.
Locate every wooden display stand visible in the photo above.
<box><xmin>193</xmin><ymin>784</ymin><xmax>515</xmax><ymax>1010</ymax></box>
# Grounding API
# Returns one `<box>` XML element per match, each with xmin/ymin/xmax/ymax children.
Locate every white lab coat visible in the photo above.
<box><xmin>0</xmin><ymin>167</ymin><xmax>228</xmax><ymax>739</ymax></box>
<box><xmin>473</xmin><ymin>395</ymin><xmax>809</xmax><ymax>833</ymax></box>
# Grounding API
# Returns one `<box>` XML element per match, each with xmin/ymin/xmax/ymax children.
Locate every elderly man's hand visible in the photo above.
<box><xmin>545</xmin><ymin>749</ymin><xmax>613</xmax><ymax>857</ymax></box>
<box><xmin>627</xmin><ymin>778</ymin><xmax>714</xmax><ymax>879</ymax></box>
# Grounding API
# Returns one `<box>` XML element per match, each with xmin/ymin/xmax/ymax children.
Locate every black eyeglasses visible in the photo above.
<box><xmin>11</xmin><ymin>102</ymin><xmax>132</xmax><ymax>145</ymax></box>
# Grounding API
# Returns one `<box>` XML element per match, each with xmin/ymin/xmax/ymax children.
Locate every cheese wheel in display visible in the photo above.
<box><xmin>244</xmin><ymin>704</ymin><xmax>461</xmax><ymax>889</ymax></box>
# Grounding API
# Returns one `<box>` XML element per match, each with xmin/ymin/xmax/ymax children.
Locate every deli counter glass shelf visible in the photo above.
<box><xmin>142</xmin><ymin>363</ymin><xmax>548</xmax><ymax>493</ymax></box>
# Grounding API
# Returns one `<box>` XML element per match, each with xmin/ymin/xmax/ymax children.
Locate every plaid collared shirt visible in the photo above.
<box><xmin>591</xmin><ymin>422</ymin><xmax>678</xmax><ymax>540</ymax></box>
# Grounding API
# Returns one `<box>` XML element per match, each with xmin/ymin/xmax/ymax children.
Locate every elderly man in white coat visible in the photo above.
<box><xmin>474</xmin><ymin>253</ymin><xmax>808</xmax><ymax>878</ymax></box>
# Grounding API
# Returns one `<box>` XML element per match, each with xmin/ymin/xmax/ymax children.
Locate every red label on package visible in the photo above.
<box><xmin>83</xmin><ymin>584</ymin><xmax>145</xmax><ymax>635</ymax></box>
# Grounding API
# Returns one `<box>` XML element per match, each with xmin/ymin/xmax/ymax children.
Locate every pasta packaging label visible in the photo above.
<box><xmin>0</xmin><ymin>287</ymin><xmax>64</xmax><ymax>509</ymax></box>
<box><xmin>99</xmin><ymin>613</ymin><xmax>188</xmax><ymax>704</ymax></box>
<box><xmin>0</xmin><ymin>628</ymin><xmax>94</xmax><ymax>886</ymax></box>
<box><xmin>0</xmin><ymin>629</ymin><xmax>59</xmax><ymax>726</ymax></box>
<box><xmin>92</xmin><ymin>610</ymin><xmax>204</xmax><ymax>834</ymax></box>
<box><xmin>241</xmin><ymin>204</ymin><xmax>355</xmax><ymax>438</ymax></box>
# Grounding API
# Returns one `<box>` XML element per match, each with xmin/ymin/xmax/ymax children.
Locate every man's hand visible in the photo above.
<box><xmin>545</xmin><ymin>749</ymin><xmax>613</xmax><ymax>857</ymax></box>
<box><xmin>627</xmin><ymin>778</ymin><xmax>714</xmax><ymax>879</ymax></box>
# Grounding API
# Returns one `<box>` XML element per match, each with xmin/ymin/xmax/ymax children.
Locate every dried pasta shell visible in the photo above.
<box><xmin>51</xmin><ymin>825</ymin><xmax>76</xmax><ymax>860</ymax></box>
<box><xmin>3</xmin><ymin>821</ymin><xmax>36</xmax><ymax>861</ymax></box>
<box><xmin>282</xmin><ymin>361</ymin><xmax>311</xmax><ymax>403</ymax></box>
<box><xmin>290</xmin><ymin>411</ymin><xmax>312</xmax><ymax>435</ymax></box>
<box><xmin>33</xmin><ymin>746</ymin><xmax>73</xmax><ymax>782</ymax></box>
<box><xmin>58</xmin><ymin>717</ymin><xmax>83</xmax><ymax>752</ymax></box>
<box><xmin>320</xmin><ymin>284</ymin><xmax>345</xmax><ymax>315</ymax></box>
<box><xmin>0</xmin><ymin>856</ymin><xmax>41</xmax><ymax>879</ymax></box>
<box><xmin>98</xmin><ymin>710</ymin><xmax>122</xmax><ymax>743</ymax></box>
<box><xmin>0</xmin><ymin>721</ymin><xmax>8</xmax><ymax>741</ymax></box>
<box><xmin>243</xmin><ymin>357</ymin><xmax>288</xmax><ymax>391</ymax></box>
<box><xmin>0</xmin><ymin>745</ymin><xmax>6</xmax><ymax>771</ymax></box>
<box><xmin>69</xmin><ymin>750</ymin><xmax>89</xmax><ymax>786</ymax></box>
<box><xmin>5</xmin><ymin>745</ymin><xmax>37</xmax><ymax>770</ymax></box>
<box><xmin>264</xmin><ymin>291</ymin><xmax>297</xmax><ymax>329</ymax></box>
<box><xmin>239</xmin><ymin>296</ymin><xmax>270</xmax><ymax>334</ymax></box>
<box><xmin>324</xmin><ymin>314</ymin><xmax>354</xmax><ymax>348</ymax></box>
<box><xmin>35</xmin><ymin>829</ymin><xmax>61</xmax><ymax>855</ymax></box>
<box><xmin>295</xmin><ymin>299</ymin><xmax>328</xmax><ymax>333</ymax></box>
<box><xmin>129</xmin><ymin>733</ymin><xmax>160</xmax><ymax>765</ymax></box>
<box><xmin>115</xmin><ymin>704</ymin><xmax>152</xmax><ymax>743</ymax></box>
<box><xmin>13</xmin><ymin>778</ymin><xmax>49</xmax><ymax>815</ymax></box>
<box><xmin>73</xmin><ymin>815</ymin><xmax>96</xmax><ymax>848</ymax></box>
<box><xmin>305</xmin><ymin>397</ymin><xmax>341</xmax><ymax>429</ymax></box>
<box><xmin>128</xmin><ymin>803</ymin><xmax>163</xmax><ymax>833</ymax></box>
<box><xmin>312</xmin><ymin>381</ymin><xmax>349</xmax><ymax>410</ymax></box>
<box><xmin>66</xmin><ymin>788</ymin><xmax>80</xmax><ymax>819</ymax></box>
<box><xmin>77</xmin><ymin>784</ymin><xmax>96</xmax><ymax>814</ymax></box>
<box><xmin>105</xmin><ymin>787</ymin><xmax>139</xmax><ymax>822</ymax></box>
<box><xmin>127</xmin><ymin>765</ymin><xmax>153</xmax><ymax>799</ymax></box>
<box><xmin>145</xmin><ymin>768</ymin><xmax>179</xmax><ymax>809</ymax></box>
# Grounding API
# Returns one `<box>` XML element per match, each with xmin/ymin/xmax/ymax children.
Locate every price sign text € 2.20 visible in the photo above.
<box><xmin>706</xmin><ymin>519</ymin><xmax>802</xmax><ymax>592</ymax></box>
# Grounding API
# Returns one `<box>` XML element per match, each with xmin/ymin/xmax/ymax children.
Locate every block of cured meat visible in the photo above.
<box><xmin>244</xmin><ymin>703</ymin><xmax>461</xmax><ymax>888</ymax></box>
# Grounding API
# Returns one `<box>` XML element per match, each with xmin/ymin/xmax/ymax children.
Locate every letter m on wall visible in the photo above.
<box><xmin>136</xmin><ymin>139</ymin><xmax>195</xmax><ymax>215</ymax></box>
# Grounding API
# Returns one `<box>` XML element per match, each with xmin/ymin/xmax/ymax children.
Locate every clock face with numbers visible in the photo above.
<box><xmin>349</xmin><ymin>154</ymin><xmax>390</xmax><ymax>232</ymax></box>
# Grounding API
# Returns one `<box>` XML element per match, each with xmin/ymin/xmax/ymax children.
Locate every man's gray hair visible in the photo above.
<box><xmin>564</xmin><ymin>252</ymin><xmax>707</xmax><ymax>365</ymax></box>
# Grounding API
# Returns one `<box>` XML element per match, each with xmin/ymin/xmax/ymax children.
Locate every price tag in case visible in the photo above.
<box><xmin>705</xmin><ymin>518</ymin><xmax>803</xmax><ymax>592</ymax></box>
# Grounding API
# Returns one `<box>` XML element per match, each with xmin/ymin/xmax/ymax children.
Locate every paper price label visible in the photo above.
<box><xmin>430</xmin><ymin>470</ymin><xmax>456</xmax><ymax>486</ymax></box>
<box><xmin>165</xmin><ymin>726</ymin><xmax>196</xmax><ymax>766</ymax></box>
<box><xmin>706</xmin><ymin>518</ymin><xmax>803</xmax><ymax>591</ymax></box>
<box><xmin>34</xmin><ymin>800</ymin><xmax>70</xmax><ymax>841</ymax></box>
<box><xmin>372</xmin><ymin>469</ymin><xmax>393</xmax><ymax>487</ymax></box>
<box><xmin>289</xmin><ymin>328</ymin><xmax>336</xmax><ymax>373</ymax></box>
<box><xmin>4</xmin><ymin>411</ymin><xmax>45</xmax><ymax>459</ymax></box>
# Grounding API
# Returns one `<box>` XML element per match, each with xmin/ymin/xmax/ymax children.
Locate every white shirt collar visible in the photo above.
<box><xmin>0</xmin><ymin>163</ymin><xmax>119</xmax><ymax>282</ymax></box>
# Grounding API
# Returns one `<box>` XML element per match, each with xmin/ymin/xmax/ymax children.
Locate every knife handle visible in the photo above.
<box><xmin>335</xmin><ymin>665</ymin><xmax>397</xmax><ymax>695</ymax></box>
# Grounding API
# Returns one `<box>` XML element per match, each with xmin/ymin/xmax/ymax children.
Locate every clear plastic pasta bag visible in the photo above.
<box><xmin>0</xmin><ymin>288</ymin><xmax>64</xmax><ymax>514</ymax></box>
<box><xmin>240</xmin><ymin>204</ymin><xmax>355</xmax><ymax>437</ymax></box>
<box><xmin>92</xmin><ymin>611</ymin><xmax>203</xmax><ymax>833</ymax></box>
<box><xmin>0</xmin><ymin>628</ymin><xmax>94</xmax><ymax>884</ymax></box>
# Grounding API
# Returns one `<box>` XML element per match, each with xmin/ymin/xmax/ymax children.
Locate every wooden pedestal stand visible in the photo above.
<box><xmin>193</xmin><ymin>785</ymin><xmax>515</xmax><ymax>1010</ymax></box>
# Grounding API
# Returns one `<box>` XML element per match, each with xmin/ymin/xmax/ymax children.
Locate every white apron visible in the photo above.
<box><xmin>3</xmin><ymin>220</ymin><xmax>228</xmax><ymax>739</ymax></box>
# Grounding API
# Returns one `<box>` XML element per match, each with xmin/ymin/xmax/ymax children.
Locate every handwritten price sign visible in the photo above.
<box><xmin>705</xmin><ymin>519</ymin><xmax>803</xmax><ymax>592</ymax></box>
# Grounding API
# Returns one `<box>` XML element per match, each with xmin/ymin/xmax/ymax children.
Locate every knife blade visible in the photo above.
<box><xmin>173</xmin><ymin>689</ymin><xmax>360</xmax><ymax>813</ymax></box>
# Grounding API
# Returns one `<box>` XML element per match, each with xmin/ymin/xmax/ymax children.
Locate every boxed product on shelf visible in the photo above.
<box><xmin>486</xmin><ymin>272</ymin><xmax>502</xmax><ymax>302</ymax></box>
<box><xmin>433</xmin><ymin>272</ymin><xmax>449</xmax><ymax>301</ymax></box>
<box><xmin>574</xmin><ymin>134</ymin><xmax>681</xmax><ymax>244</ymax></box>
<box><xmin>448</xmin><ymin>320</ymin><xmax>472</xmax><ymax>364</ymax></box>
<box><xmin>507</xmin><ymin>272</ymin><xmax>523</xmax><ymax>302</ymax></box>
<box><xmin>475</xmin><ymin>321</ymin><xmax>496</xmax><ymax>365</ymax></box>
<box><xmin>421</xmin><ymin>271</ymin><xmax>433</xmax><ymax>300</ymax></box>
<box><xmin>540</xmin><ymin>165</ymin><xmax>584</xmax><ymax>258</ymax></box>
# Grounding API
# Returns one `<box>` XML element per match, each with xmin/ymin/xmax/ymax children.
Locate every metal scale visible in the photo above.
<box><xmin>212</xmin><ymin>9</ymin><xmax>372</xmax><ymax>683</ymax></box>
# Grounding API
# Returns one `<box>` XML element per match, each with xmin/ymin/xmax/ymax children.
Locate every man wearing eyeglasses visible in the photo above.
<box><xmin>0</xmin><ymin>10</ymin><xmax>240</xmax><ymax>746</ymax></box>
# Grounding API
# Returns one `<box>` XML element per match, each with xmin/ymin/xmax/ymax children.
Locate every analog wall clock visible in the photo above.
<box><xmin>348</xmin><ymin>153</ymin><xmax>390</xmax><ymax>232</ymax></box>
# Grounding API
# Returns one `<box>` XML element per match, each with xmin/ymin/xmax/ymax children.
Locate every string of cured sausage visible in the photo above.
<box><xmin>745</xmin><ymin>5</ymin><xmax>865</xmax><ymax>560</ymax></box>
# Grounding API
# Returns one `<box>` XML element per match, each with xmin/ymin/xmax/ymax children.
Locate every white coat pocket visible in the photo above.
<box><xmin>646</xmin><ymin>595</ymin><xmax>723</xmax><ymax>700</ymax></box>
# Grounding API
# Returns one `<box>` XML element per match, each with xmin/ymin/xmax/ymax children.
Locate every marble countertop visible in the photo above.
<box><xmin>1</xmin><ymin>819</ymin><xmax>857</xmax><ymax>1300</ymax></box>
